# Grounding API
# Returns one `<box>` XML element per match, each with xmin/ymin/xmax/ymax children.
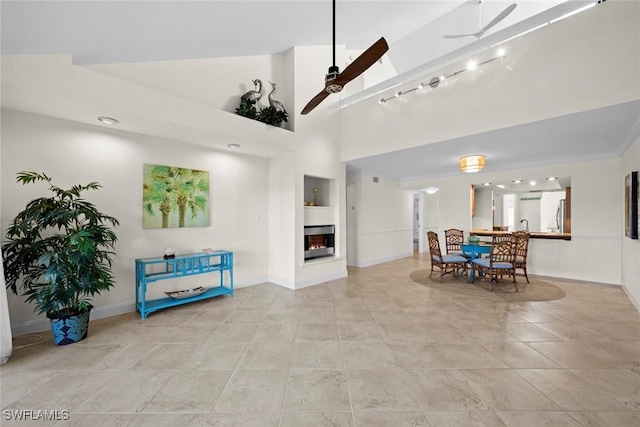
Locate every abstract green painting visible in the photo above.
<box><xmin>143</xmin><ymin>163</ymin><xmax>210</xmax><ymax>228</ymax></box>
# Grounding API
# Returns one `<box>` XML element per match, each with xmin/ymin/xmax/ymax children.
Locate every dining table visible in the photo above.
<box><xmin>461</xmin><ymin>243</ymin><xmax>491</xmax><ymax>283</ymax></box>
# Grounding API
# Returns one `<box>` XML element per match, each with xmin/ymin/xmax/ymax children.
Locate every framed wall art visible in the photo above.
<box><xmin>625</xmin><ymin>171</ymin><xmax>638</xmax><ymax>239</ymax></box>
<box><xmin>142</xmin><ymin>163</ymin><xmax>210</xmax><ymax>229</ymax></box>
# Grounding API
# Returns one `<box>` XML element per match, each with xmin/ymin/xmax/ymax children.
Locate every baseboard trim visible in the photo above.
<box><xmin>10</xmin><ymin>278</ymin><xmax>263</xmax><ymax>336</ymax></box>
<box><xmin>294</xmin><ymin>270</ymin><xmax>348</xmax><ymax>290</ymax></box>
<box><xmin>10</xmin><ymin>300</ymin><xmax>137</xmax><ymax>336</ymax></box>
<box><xmin>622</xmin><ymin>285</ymin><xmax>640</xmax><ymax>313</ymax></box>
<box><xmin>348</xmin><ymin>251</ymin><xmax>414</xmax><ymax>268</ymax></box>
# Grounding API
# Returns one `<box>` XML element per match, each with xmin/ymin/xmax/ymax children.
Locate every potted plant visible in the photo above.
<box><xmin>2</xmin><ymin>171</ymin><xmax>119</xmax><ymax>345</ymax></box>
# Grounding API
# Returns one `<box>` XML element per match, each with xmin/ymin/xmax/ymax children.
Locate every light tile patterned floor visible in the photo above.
<box><xmin>2</xmin><ymin>252</ymin><xmax>640</xmax><ymax>426</ymax></box>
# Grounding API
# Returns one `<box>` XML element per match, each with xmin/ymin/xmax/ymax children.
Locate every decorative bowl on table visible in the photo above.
<box><xmin>468</xmin><ymin>235</ymin><xmax>480</xmax><ymax>244</ymax></box>
<box><xmin>163</xmin><ymin>247</ymin><xmax>176</xmax><ymax>259</ymax></box>
<box><xmin>165</xmin><ymin>286</ymin><xmax>206</xmax><ymax>300</ymax></box>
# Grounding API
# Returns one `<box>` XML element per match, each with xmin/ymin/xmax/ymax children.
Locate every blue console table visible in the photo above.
<box><xmin>135</xmin><ymin>250</ymin><xmax>233</xmax><ymax>319</ymax></box>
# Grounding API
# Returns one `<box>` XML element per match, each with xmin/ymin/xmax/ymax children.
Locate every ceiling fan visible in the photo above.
<box><xmin>444</xmin><ymin>1</ymin><xmax>517</xmax><ymax>40</ymax></box>
<box><xmin>301</xmin><ymin>0</ymin><xmax>389</xmax><ymax>115</ymax></box>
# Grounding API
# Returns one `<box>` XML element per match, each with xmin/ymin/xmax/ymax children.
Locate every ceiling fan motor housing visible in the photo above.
<box><xmin>325</xmin><ymin>65</ymin><xmax>343</xmax><ymax>93</ymax></box>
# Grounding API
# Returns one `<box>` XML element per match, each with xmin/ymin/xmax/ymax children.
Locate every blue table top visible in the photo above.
<box><xmin>461</xmin><ymin>243</ymin><xmax>490</xmax><ymax>249</ymax></box>
<box><xmin>461</xmin><ymin>244</ymin><xmax>491</xmax><ymax>257</ymax></box>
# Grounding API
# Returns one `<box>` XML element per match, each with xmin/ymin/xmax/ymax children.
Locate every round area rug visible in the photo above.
<box><xmin>410</xmin><ymin>269</ymin><xmax>566</xmax><ymax>302</ymax></box>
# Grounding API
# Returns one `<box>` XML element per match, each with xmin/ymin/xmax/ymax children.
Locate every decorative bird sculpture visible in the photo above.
<box><xmin>240</xmin><ymin>79</ymin><xmax>263</xmax><ymax>104</ymax></box>
<box><xmin>267</xmin><ymin>81</ymin><xmax>286</xmax><ymax>115</ymax></box>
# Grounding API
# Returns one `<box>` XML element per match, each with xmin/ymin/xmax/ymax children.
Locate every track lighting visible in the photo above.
<box><xmin>378</xmin><ymin>50</ymin><xmax>507</xmax><ymax>105</ymax></box>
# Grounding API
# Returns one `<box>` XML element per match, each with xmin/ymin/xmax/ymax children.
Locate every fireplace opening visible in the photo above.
<box><xmin>304</xmin><ymin>225</ymin><xmax>335</xmax><ymax>261</ymax></box>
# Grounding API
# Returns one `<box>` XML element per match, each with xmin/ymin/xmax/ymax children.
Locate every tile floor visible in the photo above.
<box><xmin>2</xmin><ymin>252</ymin><xmax>640</xmax><ymax>426</ymax></box>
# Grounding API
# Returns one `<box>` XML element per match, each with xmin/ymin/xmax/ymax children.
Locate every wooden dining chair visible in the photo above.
<box><xmin>444</xmin><ymin>228</ymin><xmax>465</xmax><ymax>255</ymax></box>
<box><xmin>512</xmin><ymin>231</ymin><xmax>530</xmax><ymax>283</ymax></box>
<box><xmin>427</xmin><ymin>231</ymin><xmax>468</xmax><ymax>283</ymax></box>
<box><xmin>471</xmin><ymin>233</ymin><xmax>518</xmax><ymax>292</ymax></box>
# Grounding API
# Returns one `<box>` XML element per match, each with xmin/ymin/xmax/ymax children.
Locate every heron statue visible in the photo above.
<box><xmin>267</xmin><ymin>81</ymin><xmax>287</xmax><ymax>115</ymax></box>
<box><xmin>240</xmin><ymin>79</ymin><xmax>263</xmax><ymax>105</ymax></box>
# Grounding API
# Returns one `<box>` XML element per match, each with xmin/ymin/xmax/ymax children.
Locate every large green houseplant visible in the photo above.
<box><xmin>2</xmin><ymin>171</ymin><xmax>119</xmax><ymax>345</ymax></box>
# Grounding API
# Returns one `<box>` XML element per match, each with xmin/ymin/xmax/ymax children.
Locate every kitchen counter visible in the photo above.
<box><xmin>471</xmin><ymin>229</ymin><xmax>571</xmax><ymax>241</ymax></box>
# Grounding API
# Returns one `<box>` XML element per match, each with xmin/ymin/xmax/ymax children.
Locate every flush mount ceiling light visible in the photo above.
<box><xmin>459</xmin><ymin>155</ymin><xmax>485</xmax><ymax>173</ymax></box>
<box><xmin>227</xmin><ymin>144</ymin><xmax>241</xmax><ymax>149</ymax></box>
<box><xmin>513</xmin><ymin>179</ymin><xmax>523</xmax><ymax>183</ymax></box>
<box><xmin>546</xmin><ymin>176</ymin><xmax>558</xmax><ymax>181</ymax></box>
<box><xmin>98</xmin><ymin>117</ymin><xmax>118</xmax><ymax>125</ymax></box>
<box><xmin>425</xmin><ymin>187</ymin><xmax>439</xmax><ymax>194</ymax></box>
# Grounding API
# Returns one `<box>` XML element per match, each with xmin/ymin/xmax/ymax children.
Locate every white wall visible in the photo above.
<box><xmin>1</xmin><ymin>109</ymin><xmax>270</xmax><ymax>332</ymax></box>
<box><xmin>421</xmin><ymin>191</ymin><xmax>440</xmax><ymax>253</ymax></box>
<box><xmin>472</xmin><ymin>186</ymin><xmax>493</xmax><ymax>231</ymax></box>
<box><xmin>406</xmin><ymin>157</ymin><xmax>623</xmax><ymax>285</ymax></box>
<box><xmin>340</xmin><ymin>1</ymin><xmax>640</xmax><ymax>162</ymax></box>
<box><xmin>88</xmin><ymin>54</ymin><xmax>288</xmax><ymax>125</ymax></box>
<box><xmin>287</xmin><ymin>45</ymin><xmax>348</xmax><ymax>288</ymax></box>
<box><xmin>622</xmin><ymin>133</ymin><xmax>640</xmax><ymax>309</ymax></box>
<box><xmin>346</xmin><ymin>174</ymin><xmax>413</xmax><ymax>267</ymax></box>
<box><xmin>268</xmin><ymin>153</ymin><xmax>296</xmax><ymax>289</ymax></box>
<box><xmin>517</xmin><ymin>195</ymin><xmax>541</xmax><ymax>232</ymax></box>
<box><xmin>540</xmin><ymin>191</ymin><xmax>566</xmax><ymax>232</ymax></box>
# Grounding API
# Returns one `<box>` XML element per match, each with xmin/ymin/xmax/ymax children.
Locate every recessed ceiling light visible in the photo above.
<box><xmin>227</xmin><ymin>144</ymin><xmax>241</xmax><ymax>149</ymax></box>
<box><xmin>546</xmin><ymin>177</ymin><xmax>558</xmax><ymax>181</ymax></box>
<box><xmin>98</xmin><ymin>117</ymin><xmax>118</xmax><ymax>125</ymax></box>
<box><xmin>512</xmin><ymin>179</ymin><xmax>523</xmax><ymax>184</ymax></box>
<box><xmin>530</xmin><ymin>180</ymin><xmax>537</xmax><ymax>186</ymax></box>
<box><xmin>482</xmin><ymin>182</ymin><xmax>491</xmax><ymax>186</ymax></box>
<box><xmin>467</xmin><ymin>60</ymin><xmax>478</xmax><ymax>71</ymax></box>
<box><xmin>496</xmin><ymin>48</ymin><xmax>506</xmax><ymax>57</ymax></box>
<box><xmin>425</xmin><ymin>187</ymin><xmax>439</xmax><ymax>194</ymax></box>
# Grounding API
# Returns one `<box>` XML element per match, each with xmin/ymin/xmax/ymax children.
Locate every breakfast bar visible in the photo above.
<box><xmin>471</xmin><ymin>229</ymin><xmax>571</xmax><ymax>241</ymax></box>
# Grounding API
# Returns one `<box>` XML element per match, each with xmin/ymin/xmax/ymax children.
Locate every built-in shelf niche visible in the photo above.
<box><xmin>304</xmin><ymin>175</ymin><xmax>331</xmax><ymax>207</ymax></box>
<box><xmin>304</xmin><ymin>175</ymin><xmax>335</xmax><ymax>227</ymax></box>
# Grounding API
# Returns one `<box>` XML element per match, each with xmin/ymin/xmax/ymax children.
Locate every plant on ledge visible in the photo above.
<box><xmin>2</xmin><ymin>171</ymin><xmax>119</xmax><ymax>345</ymax></box>
<box><xmin>235</xmin><ymin>98</ymin><xmax>258</xmax><ymax>120</ymax></box>
<box><xmin>256</xmin><ymin>105</ymin><xmax>288</xmax><ymax>127</ymax></box>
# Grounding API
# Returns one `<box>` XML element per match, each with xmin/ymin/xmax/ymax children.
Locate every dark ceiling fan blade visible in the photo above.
<box><xmin>301</xmin><ymin>89</ymin><xmax>331</xmax><ymax>115</ymax></box>
<box><xmin>300</xmin><ymin>1</ymin><xmax>388</xmax><ymax>115</ymax></box>
<box><xmin>334</xmin><ymin>37</ymin><xmax>389</xmax><ymax>86</ymax></box>
<box><xmin>479</xmin><ymin>3</ymin><xmax>517</xmax><ymax>36</ymax></box>
<box><xmin>301</xmin><ymin>37</ymin><xmax>388</xmax><ymax>115</ymax></box>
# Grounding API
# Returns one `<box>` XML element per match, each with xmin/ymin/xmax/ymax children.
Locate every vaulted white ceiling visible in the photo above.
<box><xmin>1</xmin><ymin>0</ymin><xmax>639</xmax><ymax>185</ymax></box>
<box><xmin>1</xmin><ymin>1</ymin><xmax>560</xmax><ymax>71</ymax></box>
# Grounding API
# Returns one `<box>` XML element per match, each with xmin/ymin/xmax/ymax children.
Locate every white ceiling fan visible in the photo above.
<box><xmin>444</xmin><ymin>1</ymin><xmax>517</xmax><ymax>40</ymax></box>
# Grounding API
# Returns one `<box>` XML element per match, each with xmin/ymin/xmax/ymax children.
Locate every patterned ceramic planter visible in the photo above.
<box><xmin>48</xmin><ymin>305</ymin><xmax>92</xmax><ymax>346</ymax></box>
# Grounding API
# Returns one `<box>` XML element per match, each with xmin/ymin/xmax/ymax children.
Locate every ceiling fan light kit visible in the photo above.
<box><xmin>301</xmin><ymin>0</ymin><xmax>389</xmax><ymax>114</ymax></box>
